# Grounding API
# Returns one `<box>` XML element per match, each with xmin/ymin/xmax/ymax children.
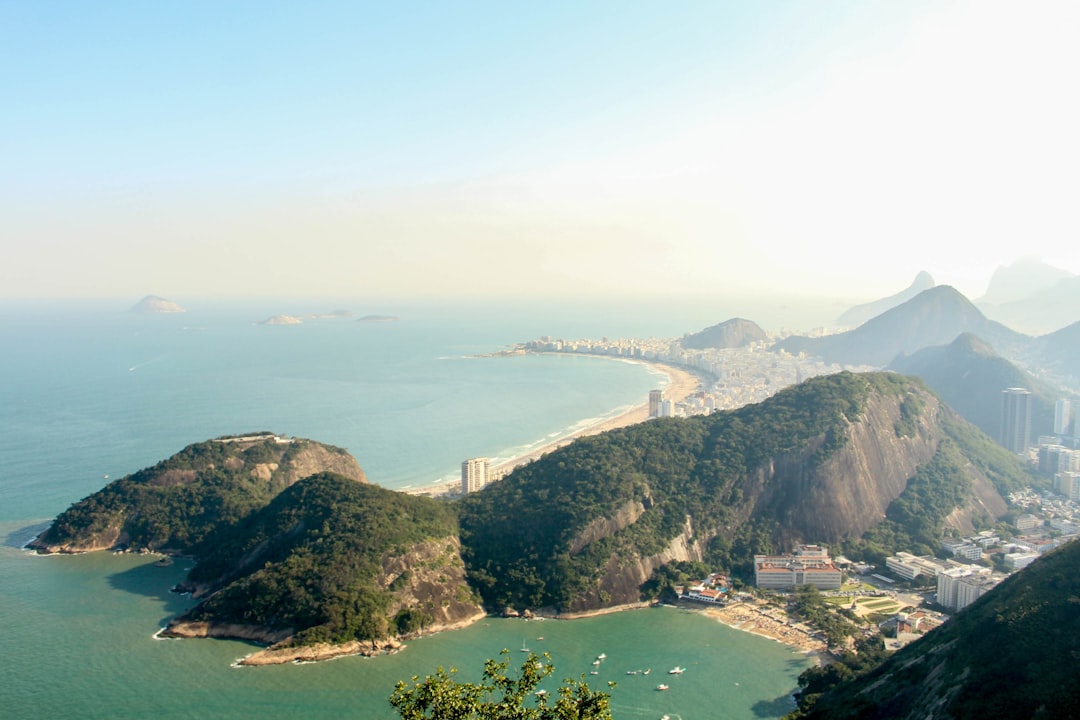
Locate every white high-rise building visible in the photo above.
<box><xmin>461</xmin><ymin>457</ymin><xmax>490</xmax><ymax>494</ymax></box>
<box><xmin>1055</xmin><ymin>398</ymin><xmax>1072</xmax><ymax>436</ymax></box>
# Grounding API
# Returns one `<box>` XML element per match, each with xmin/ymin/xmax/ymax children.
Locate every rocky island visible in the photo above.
<box><xmin>131</xmin><ymin>295</ymin><xmax>185</xmax><ymax>313</ymax></box>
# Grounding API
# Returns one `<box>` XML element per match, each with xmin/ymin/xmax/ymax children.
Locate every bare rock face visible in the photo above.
<box><xmin>582</xmin><ymin>516</ymin><xmax>706</xmax><ymax>611</ymax></box>
<box><xmin>376</xmin><ymin>536</ymin><xmax>486</xmax><ymax>632</ymax></box>
<box><xmin>753</xmin><ymin>391</ymin><xmax>943</xmax><ymax>545</ymax></box>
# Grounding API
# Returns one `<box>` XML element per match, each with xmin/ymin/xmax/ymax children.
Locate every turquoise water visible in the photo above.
<box><xmin>0</xmin><ymin>298</ymin><xmax>815</xmax><ymax>719</ymax></box>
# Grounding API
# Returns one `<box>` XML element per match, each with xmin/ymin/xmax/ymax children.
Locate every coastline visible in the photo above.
<box><xmin>701</xmin><ymin>600</ymin><xmax>828</xmax><ymax>660</ymax></box>
<box><xmin>406</xmin><ymin>357</ymin><xmax>704</xmax><ymax>496</ymax></box>
<box><xmin>492</xmin><ymin>359</ymin><xmax>702</xmax><ymax>476</ymax></box>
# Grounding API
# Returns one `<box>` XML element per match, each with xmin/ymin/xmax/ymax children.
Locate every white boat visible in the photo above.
<box><xmin>592</xmin><ymin>660</ymin><xmax>601</xmax><ymax>666</ymax></box>
<box><xmin>597</xmin><ymin>653</ymin><xmax>606</xmax><ymax>660</ymax></box>
<box><xmin>520</xmin><ymin>640</ymin><xmax>529</xmax><ymax>652</ymax></box>
<box><xmin>656</xmin><ymin>684</ymin><xmax>669</xmax><ymax>691</ymax></box>
<box><xmin>668</xmin><ymin>666</ymin><xmax>685</xmax><ymax>675</ymax></box>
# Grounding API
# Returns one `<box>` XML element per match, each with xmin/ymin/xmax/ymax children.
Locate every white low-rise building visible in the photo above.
<box><xmin>754</xmin><ymin>545</ymin><xmax>842</xmax><ymax>590</ymax></box>
<box><xmin>885</xmin><ymin>552</ymin><xmax>947</xmax><ymax>581</ymax></box>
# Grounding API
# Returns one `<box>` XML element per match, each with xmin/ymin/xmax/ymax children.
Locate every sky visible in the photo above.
<box><xmin>2</xmin><ymin>0</ymin><xmax>1079</xmax><ymax>303</ymax></box>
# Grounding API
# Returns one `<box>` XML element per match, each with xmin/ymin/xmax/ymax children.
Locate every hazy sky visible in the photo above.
<box><xmin>3</xmin><ymin>1</ymin><xmax>1078</xmax><ymax>302</ymax></box>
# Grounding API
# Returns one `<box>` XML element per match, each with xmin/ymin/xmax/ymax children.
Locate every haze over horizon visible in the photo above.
<box><xmin>3</xmin><ymin>1</ymin><xmax>1078</xmax><ymax>302</ymax></box>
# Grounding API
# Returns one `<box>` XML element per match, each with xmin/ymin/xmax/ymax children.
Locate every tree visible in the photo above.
<box><xmin>389</xmin><ymin>649</ymin><xmax>615</xmax><ymax>720</ymax></box>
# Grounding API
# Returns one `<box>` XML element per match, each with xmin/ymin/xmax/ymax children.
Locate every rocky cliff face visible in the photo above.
<box><xmin>376</xmin><ymin>536</ymin><xmax>486</xmax><ymax>633</ymax></box>
<box><xmin>582</xmin><ymin>516</ymin><xmax>706</xmax><ymax>611</ymax></box>
<box><xmin>752</xmin><ymin>391</ymin><xmax>942</xmax><ymax>545</ymax></box>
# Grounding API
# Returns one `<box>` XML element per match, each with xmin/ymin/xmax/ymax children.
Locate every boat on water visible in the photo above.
<box><xmin>643</xmin><ymin>668</ymin><xmax>651</xmax><ymax>675</ymax></box>
<box><xmin>626</xmin><ymin>670</ymin><xmax>638</xmax><ymax>675</ymax></box>
<box><xmin>656</xmin><ymin>684</ymin><xmax>669</xmax><ymax>691</ymax></box>
<box><xmin>668</xmin><ymin>666</ymin><xmax>685</xmax><ymax>675</ymax></box>
<box><xmin>589</xmin><ymin>671</ymin><xmax>599</xmax><ymax>675</ymax></box>
<box><xmin>520</xmin><ymin>640</ymin><xmax>529</xmax><ymax>652</ymax></box>
<box><xmin>592</xmin><ymin>660</ymin><xmax>601</xmax><ymax>666</ymax></box>
<box><xmin>597</xmin><ymin>653</ymin><xmax>606</xmax><ymax>660</ymax></box>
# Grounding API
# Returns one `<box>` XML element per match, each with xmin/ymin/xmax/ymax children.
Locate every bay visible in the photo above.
<box><xmin>0</xmin><ymin>297</ymin><xmax>822</xmax><ymax>719</ymax></box>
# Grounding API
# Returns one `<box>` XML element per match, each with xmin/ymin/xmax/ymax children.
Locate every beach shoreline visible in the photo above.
<box><xmin>403</xmin><ymin>356</ymin><xmax>705</xmax><ymax>496</ymax></box>
<box><xmin>701</xmin><ymin>600</ymin><xmax>829</xmax><ymax>660</ymax></box>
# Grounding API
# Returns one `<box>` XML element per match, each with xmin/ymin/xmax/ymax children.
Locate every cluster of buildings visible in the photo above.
<box><xmin>522</xmin><ymin>335</ymin><xmax>859</xmax><ymax>418</ymax></box>
<box><xmin>753</xmin><ymin>545</ymin><xmax>844</xmax><ymax>591</ymax></box>
<box><xmin>673</xmin><ymin>573</ymin><xmax>732</xmax><ymax>604</ymax></box>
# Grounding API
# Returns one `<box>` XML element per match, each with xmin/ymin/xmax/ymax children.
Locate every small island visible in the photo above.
<box><xmin>259</xmin><ymin>314</ymin><xmax>303</xmax><ymax>325</ymax></box>
<box><xmin>131</xmin><ymin>295</ymin><xmax>185</xmax><ymax>313</ymax></box>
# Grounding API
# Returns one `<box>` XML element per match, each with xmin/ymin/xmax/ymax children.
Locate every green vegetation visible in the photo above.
<box><xmin>38</xmin><ymin>436</ymin><xmax>359</xmax><ymax>554</ymax></box>
<box><xmin>182</xmin><ymin>472</ymin><xmax>461</xmax><ymax>647</ymax></box>
<box><xmin>389</xmin><ymin>650</ymin><xmax>614</xmax><ymax>720</ymax></box>
<box><xmin>788</xmin><ymin>585</ymin><xmax>861</xmax><ymax>647</ymax></box>
<box><xmin>459</xmin><ymin>372</ymin><xmax>921</xmax><ymax>610</ymax></box>
<box><xmin>787</xmin><ymin>635</ymin><xmax>891</xmax><ymax>718</ymax></box>
<box><xmin>790</xmin><ymin>541</ymin><xmax>1080</xmax><ymax>719</ymax></box>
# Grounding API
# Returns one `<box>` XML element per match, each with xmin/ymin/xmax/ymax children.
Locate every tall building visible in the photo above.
<box><xmin>461</xmin><ymin>457</ymin><xmax>490</xmax><ymax>494</ymax></box>
<box><xmin>1000</xmin><ymin>388</ymin><xmax>1033</xmax><ymax>453</ymax></box>
<box><xmin>1056</xmin><ymin>471</ymin><xmax>1080</xmax><ymax>501</ymax></box>
<box><xmin>1055</xmin><ymin>398</ymin><xmax>1072</xmax><ymax>436</ymax></box>
<box><xmin>648</xmin><ymin>389</ymin><xmax>664</xmax><ymax>418</ymax></box>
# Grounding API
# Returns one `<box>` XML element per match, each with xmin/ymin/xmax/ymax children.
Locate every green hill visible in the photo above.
<box><xmin>167</xmin><ymin>473</ymin><xmax>481</xmax><ymax>656</ymax></box>
<box><xmin>29</xmin><ymin>433</ymin><xmax>366</xmax><ymax>555</ymax></box>
<box><xmin>459</xmin><ymin>372</ymin><xmax>1031</xmax><ymax>612</ymax></box>
<box><xmin>790</xmin><ymin>539</ymin><xmax>1080</xmax><ymax>720</ymax></box>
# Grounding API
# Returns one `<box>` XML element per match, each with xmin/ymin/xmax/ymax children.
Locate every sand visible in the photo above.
<box><xmin>405</xmin><ymin>359</ymin><xmax>704</xmax><ymax>496</ymax></box>
<box><xmin>703</xmin><ymin>601</ymin><xmax>828</xmax><ymax>656</ymax></box>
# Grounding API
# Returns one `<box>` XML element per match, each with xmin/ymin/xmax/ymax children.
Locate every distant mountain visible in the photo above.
<box><xmin>979</xmin><ymin>275</ymin><xmax>1080</xmax><ymax>335</ymax></box>
<box><xmin>1034</xmin><ymin>319</ymin><xmax>1080</xmax><ymax>390</ymax></box>
<box><xmin>977</xmin><ymin>257</ymin><xmax>1075</xmax><ymax>306</ymax></box>
<box><xmin>837</xmin><ymin>271</ymin><xmax>935</xmax><ymax>328</ymax></box>
<box><xmin>793</xmin><ymin>539</ymin><xmax>1080</xmax><ymax>720</ymax></box>
<box><xmin>680</xmin><ymin>317</ymin><xmax>767</xmax><ymax>350</ymax></box>
<box><xmin>975</xmin><ymin>259</ymin><xmax>1079</xmax><ymax>334</ymax></box>
<box><xmin>776</xmin><ymin>286</ymin><xmax>1030</xmax><ymax>368</ymax></box>
<box><xmin>131</xmin><ymin>294</ymin><xmax>185</xmax><ymax>313</ymax></box>
<box><xmin>889</xmin><ymin>333</ymin><xmax>1065</xmax><ymax>440</ymax></box>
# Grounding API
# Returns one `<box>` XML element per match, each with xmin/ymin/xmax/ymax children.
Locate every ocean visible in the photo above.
<box><xmin>0</xmin><ymin>296</ymin><xmax>837</xmax><ymax>719</ymax></box>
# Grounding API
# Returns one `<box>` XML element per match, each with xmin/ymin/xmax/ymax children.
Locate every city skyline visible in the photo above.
<box><xmin>3</xmin><ymin>1</ymin><xmax>1079</xmax><ymax>301</ymax></box>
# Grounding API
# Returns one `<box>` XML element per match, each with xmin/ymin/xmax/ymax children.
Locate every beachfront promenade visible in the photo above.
<box><xmin>401</xmin><ymin>359</ymin><xmax>702</xmax><ymax>497</ymax></box>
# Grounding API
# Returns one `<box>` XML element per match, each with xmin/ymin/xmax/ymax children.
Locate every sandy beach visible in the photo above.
<box><xmin>405</xmin><ymin>358</ymin><xmax>704</xmax><ymax>496</ymax></box>
<box><xmin>703</xmin><ymin>600</ymin><xmax>828</xmax><ymax>656</ymax></box>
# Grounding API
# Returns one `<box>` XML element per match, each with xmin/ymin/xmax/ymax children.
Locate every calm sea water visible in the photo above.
<box><xmin>0</xmin><ymin>296</ymin><xmax>832</xmax><ymax>720</ymax></box>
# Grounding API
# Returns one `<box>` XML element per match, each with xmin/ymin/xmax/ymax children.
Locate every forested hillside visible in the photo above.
<box><xmin>459</xmin><ymin>372</ymin><xmax>1030</xmax><ymax>612</ymax></box>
